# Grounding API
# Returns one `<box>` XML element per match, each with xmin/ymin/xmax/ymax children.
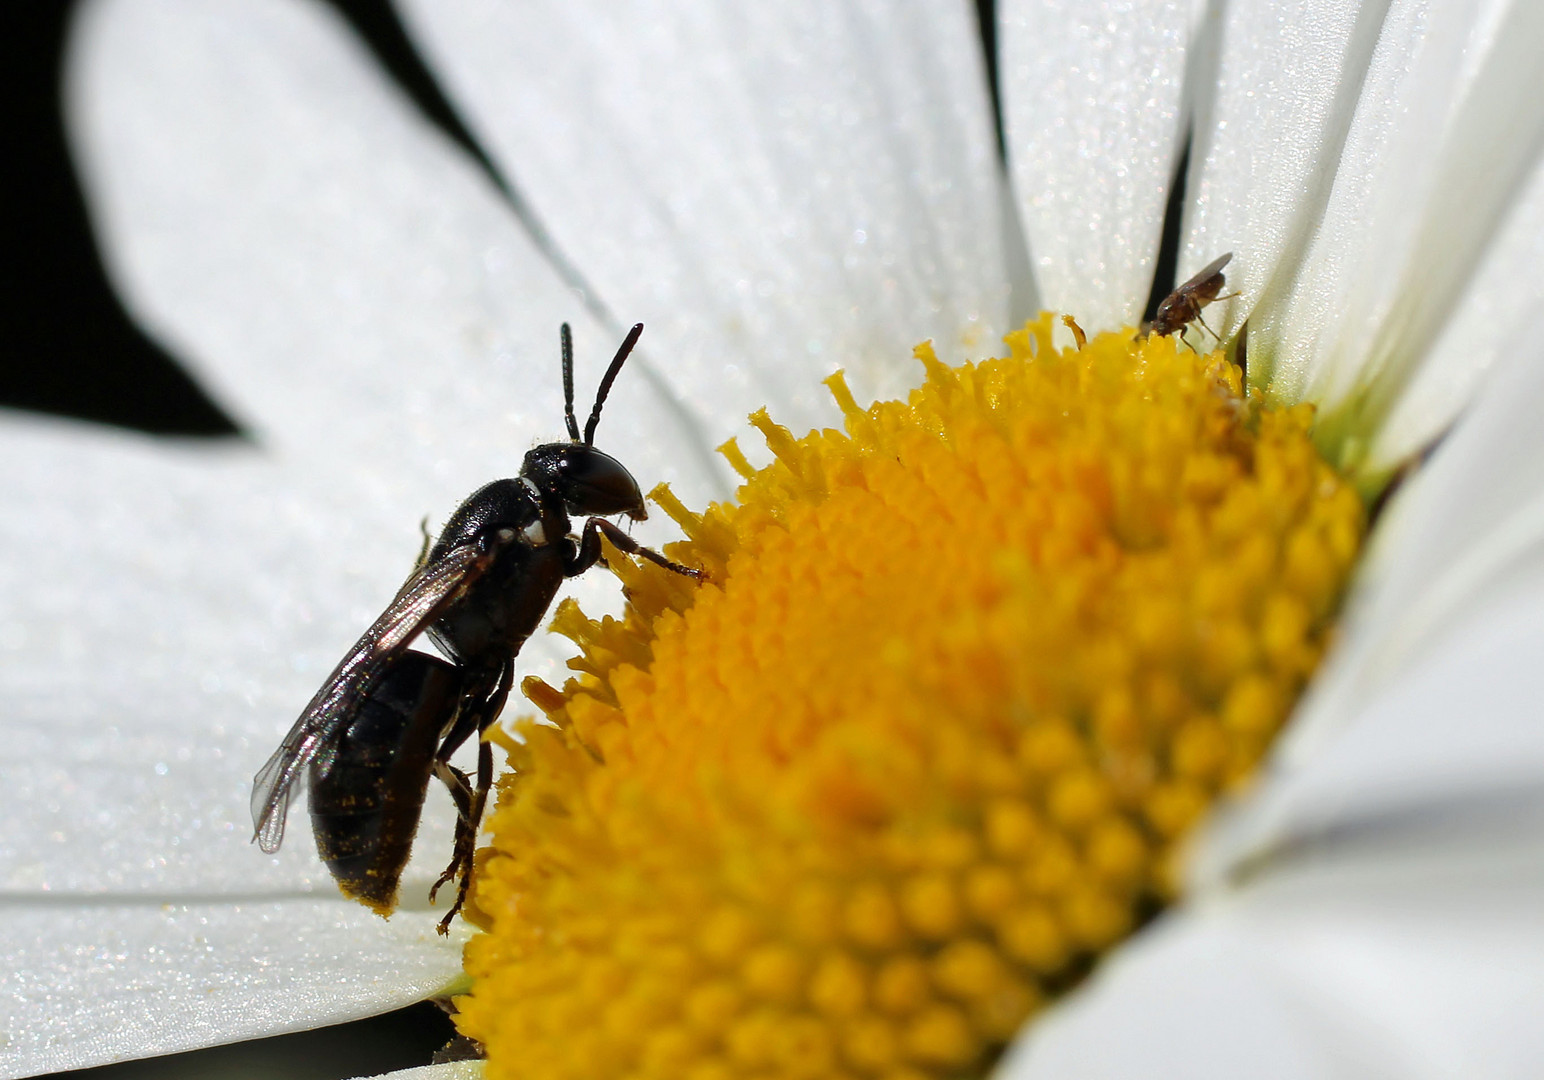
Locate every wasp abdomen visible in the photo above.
<box><xmin>307</xmin><ymin>651</ymin><xmax>461</xmax><ymax>914</ymax></box>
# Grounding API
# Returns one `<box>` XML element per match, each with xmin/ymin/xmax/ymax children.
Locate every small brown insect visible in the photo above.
<box><xmin>1150</xmin><ymin>252</ymin><xmax>1237</xmax><ymax>342</ymax></box>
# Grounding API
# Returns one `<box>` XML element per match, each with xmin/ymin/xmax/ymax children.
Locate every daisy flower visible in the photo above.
<box><xmin>5</xmin><ymin>0</ymin><xmax>1544</xmax><ymax>1077</ymax></box>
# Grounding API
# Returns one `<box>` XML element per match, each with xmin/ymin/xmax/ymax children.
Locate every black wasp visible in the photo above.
<box><xmin>251</xmin><ymin>323</ymin><xmax>703</xmax><ymax>933</ymax></box>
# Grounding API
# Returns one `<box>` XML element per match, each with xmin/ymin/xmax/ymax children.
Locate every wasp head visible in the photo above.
<box><xmin>522</xmin><ymin>443</ymin><xmax>647</xmax><ymax>521</ymax></box>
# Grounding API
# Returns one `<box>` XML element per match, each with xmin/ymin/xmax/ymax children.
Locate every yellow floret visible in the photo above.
<box><xmin>454</xmin><ymin>315</ymin><xmax>1364</xmax><ymax>1078</ymax></box>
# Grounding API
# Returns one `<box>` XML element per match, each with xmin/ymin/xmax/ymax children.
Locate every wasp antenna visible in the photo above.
<box><xmin>561</xmin><ymin>323</ymin><xmax>581</xmax><ymax>443</ymax></box>
<box><xmin>584</xmin><ymin>322</ymin><xmax>644</xmax><ymax>445</ymax></box>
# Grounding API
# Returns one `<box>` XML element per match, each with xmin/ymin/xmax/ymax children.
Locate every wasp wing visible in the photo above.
<box><xmin>250</xmin><ymin>540</ymin><xmax>498</xmax><ymax>854</ymax></box>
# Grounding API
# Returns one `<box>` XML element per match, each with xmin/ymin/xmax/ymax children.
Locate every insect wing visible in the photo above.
<box><xmin>250</xmin><ymin>541</ymin><xmax>496</xmax><ymax>853</ymax></box>
<box><xmin>1178</xmin><ymin>252</ymin><xmax>1232</xmax><ymax>292</ymax></box>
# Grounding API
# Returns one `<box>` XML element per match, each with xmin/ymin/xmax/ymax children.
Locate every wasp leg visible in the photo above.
<box><xmin>573</xmin><ymin>516</ymin><xmax>705</xmax><ymax>580</ymax></box>
<box><xmin>412</xmin><ymin>516</ymin><xmax>434</xmax><ymax>572</ymax></box>
<box><xmin>430</xmin><ymin>661</ymin><xmax>512</xmax><ymax>934</ymax></box>
<box><xmin>431</xmin><ymin>760</ymin><xmax>473</xmax><ymax>827</ymax></box>
<box><xmin>1178</xmin><ymin>311</ymin><xmax>1225</xmax><ymax>354</ymax></box>
<box><xmin>426</xmin><ymin>691</ymin><xmax>480</xmax><ymax>839</ymax></box>
<box><xmin>429</xmin><ymin>737</ymin><xmax>495</xmax><ymax>934</ymax></box>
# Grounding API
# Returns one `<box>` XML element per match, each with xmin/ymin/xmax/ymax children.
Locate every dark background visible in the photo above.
<box><xmin>1</xmin><ymin>0</ymin><xmax>529</xmax><ymax>441</ymax></box>
<box><xmin>3</xmin><ymin>2</ymin><xmax>1180</xmax><ymax>1076</ymax></box>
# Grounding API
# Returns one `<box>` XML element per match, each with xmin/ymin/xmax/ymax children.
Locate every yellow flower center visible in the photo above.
<box><xmin>454</xmin><ymin>315</ymin><xmax>1364</xmax><ymax>1079</ymax></box>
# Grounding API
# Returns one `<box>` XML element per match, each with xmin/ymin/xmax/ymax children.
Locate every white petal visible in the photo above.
<box><xmin>0</xmin><ymin>422</ymin><xmax>479</xmax><ymax>1074</ymax></box>
<box><xmin>1180</xmin><ymin>0</ymin><xmax>1388</xmax><ymax>347</ymax></box>
<box><xmin>357</xmin><ymin>1065</ymin><xmax>482</xmax><ymax>1080</ymax></box>
<box><xmin>1372</xmin><ymin>150</ymin><xmax>1544</xmax><ymax>471</ymax></box>
<box><xmin>1266</xmin><ymin>0</ymin><xmax>1544</xmax><ymax>452</ymax></box>
<box><xmin>1000</xmin><ymin>915</ymin><xmax>1369</xmax><ymax>1080</ymax></box>
<box><xmin>18</xmin><ymin>2</ymin><xmax>741</xmax><ymax>1065</ymax></box>
<box><xmin>0</xmin><ymin>420</ymin><xmax>469</xmax><ymax>897</ymax></box>
<box><xmin>1203</xmin><ymin>563</ymin><xmax>1544</xmax><ymax>883</ymax></box>
<box><xmin>395</xmin><ymin>0</ymin><xmax>1009</xmax><ymax>441</ymax></box>
<box><xmin>3</xmin><ymin>897</ymin><xmax>466</xmax><ymax>1073</ymax></box>
<box><xmin>0</xmin><ymin>331</ymin><xmax>682</xmax><ymax>1057</ymax></box>
<box><xmin>999</xmin><ymin>0</ymin><xmax>1194</xmax><ymax>330</ymax></box>
<box><xmin>1191</xmin><ymin>320</ymin><xmax>1544</xmax><ymax>874</ymax></box>
<box><xmin>68</xmin><ymin>0</ymin><xmax>724</xmax><ymax>507</ymax></box>
<box><xmin>1004</xmin><ymin>823</ymin><xmax>1544</xmax><ymax>1078</ymax></box>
